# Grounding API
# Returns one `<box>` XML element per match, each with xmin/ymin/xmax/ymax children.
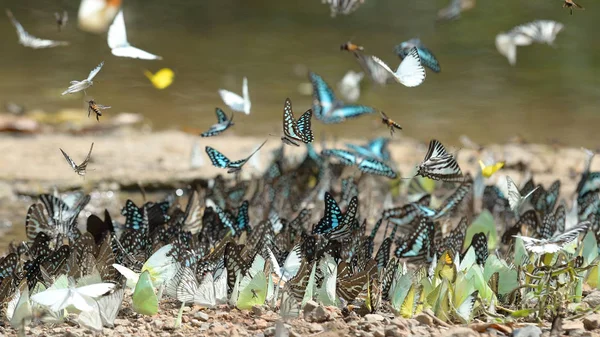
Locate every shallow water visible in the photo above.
<box><xmin>0</xmin><ymin>0</ymin><xmax>599</xmax><ymax>147</ymax></box>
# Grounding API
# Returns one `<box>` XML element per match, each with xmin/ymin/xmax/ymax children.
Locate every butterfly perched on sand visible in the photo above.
<box><xmin>479</xmin><ymin>160</ymin><xmax>504</xmax><ymax>178</ymax></box>
<box><xmin>309</xmin><ymin>72</ymin><xmax>377</xmax><ymax>124</ymax></box>
<box><xmin>206</xmin><ymin>140</ymin><xmax>267</xmax><ymax>173</ymax></box>
<box><xmin>394</xmin><ymin>38</ymin><xmax>441</xmax><ymax>73</ymax></box>
<box><xmin>394</xmin><ymin>217</ymin><xmax>435</xmax><ymax>260</ymax></box>
<box><xmin>6</xmin><ymin>10</ymin><xmax>69</xmax><ymax>49</ymax></box>
<box><xmin>515</xmin><ymin>221</ymin><xmax>590</xmax><ymax>254</ymax></box>
<box><xmin>60</xmin><ymin>143</ymin><xmax>94</xmax><ymax>177</ymax></box>
<box><xmin>281</xmin><ymin>98</ymin><xmax>314</xmax><ymax>146</ymax></box>
<box><xmin>369</xmin><ymin>47</ymin><xmax>426</xmax><ymax>87</ymax></box>
<box><xmin>313</xmin><ymin>192</ymin><xmax>358</xmax><ymax>241</ymax></box>
<box><xmin>200</xmin><ymin>108</ymin><xmax>234</xmax><ymax>137</ymax></box>
<box><xmin>416</xmin><ymin>139</ymin><xmax>463</xmax><ymax>182</ymax></box>
<box><xmin>379</xmin><ymin>111</ymin><xmax>402</xmax><ymax>136</ymax></box>
<box><xmin>219</xmin><ymin>77</ymin><xmax>251</xmax><ymax>115</ymax></box>
<box><xmin>506</xmin><ymin>176</ymin><xmax>539</xmax><ymax>215</ymax></box>
<box><xmin>108</xmin><ymin>10</ymin><xmax>162</xmax><ymax>60</ymax></box>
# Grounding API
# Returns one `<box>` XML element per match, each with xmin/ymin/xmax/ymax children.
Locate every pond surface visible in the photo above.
<box><xmin>0</xmin><ymin>0</ymin><xmax>599</xmax><ymax>147</ymax></box>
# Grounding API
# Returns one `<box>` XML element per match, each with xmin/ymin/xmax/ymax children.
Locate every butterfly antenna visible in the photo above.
<box><xmin>138</xmin><ymin>182</ymin><xmax>147</xmax><ymax>203</ymax></box>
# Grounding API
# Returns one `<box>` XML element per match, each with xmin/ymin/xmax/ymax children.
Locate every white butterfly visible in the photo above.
<box><xmin>495</xmin><ymin>20</ymin><xmax>563</xmax><ymax>66</ymax></box>
<box><xmin>62</xmin><ymin>61</ymin><xmax>104</xmax><ymax>95</ymax></box>
<box><xmin>77</xmin><ymin>289</ymin><xmax>124</xmax><ymax>331</ymax></box>
<box><xmin>219</xmin><ymin>77</ymin><xmax>251</xmax><ymax>115</ymax></box>
<box><xmin>337</xmin><ymin>70</ymin><xmax>364</xmax><ymax>102</ymax></box>
<box><xmin>266</xmin><ymin>244</ymin><xmax>302</xmax><ymax>284</ymax></box>
<box><xmin>515</xmin><ymin>221</ymin><xmax>590</xmax><ymax>254</ymax></box>
<box><xmin>506</xmin><ymin>176</ymin><xmax>539</xmax><ymax>215</ymax></box>
<box><xmin>112</xmin><ymin>244</ymin><xmax>177</xmax><ymax>289</ymax></box>
<box><xmin>6</xmin><ymin>10</ymin><xmax>69</xmax><ymax>49</ymax></box>
<box><xmin>169</xmin><ymin>266</ymin><xmax>227</xmax><ymax>307</ymax></box>
<box><xmin>108</xmin><ymin>10</ymin><xmax>162</xmax><ymax>60</ymax></box>
<box><xmin>31</xmin><ymin>282</ymin><xmax>115</xmax><ymax>312</ymax></box>
<box><xmin>370</xmin><ymin>47</ymin><xmax>426</xmax><ymax>87</ymax></box>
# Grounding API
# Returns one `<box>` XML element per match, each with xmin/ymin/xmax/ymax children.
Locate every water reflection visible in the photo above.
<box><xmin>0</xmin><ymin>0</ymin><xmax>599</xmax><ymax>146</ymax></box>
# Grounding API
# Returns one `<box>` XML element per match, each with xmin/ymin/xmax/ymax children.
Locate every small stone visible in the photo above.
<box><xmin>303</xmin><ymin>300</ymin><xmax>319</xmax><ymax>314</ymax></box>
<box><xmin>264</xmin><ymin>327</ymin><xmax>276</xmax><ymax>336</ymax></box>
<box><xmin>255</xmin><ymin>319</ymin><xmax>269</xmax><ymax>330</ymax></box>
<box><xmin>365</xmin><ymin>314</ymin><xmax>385</xmax><ymax>323</ymax></box>
<box><xmin>413</xmin><ymin>313</ymin><xmax>433</xmax><ymax>326</ymax></box>
<box><xmin>374</xmin><ymin>329</ymin><xmax>385</xmax><ymax>337</ymax></box>
<box><xmin>309</xmin><ymin>323</ymin><xmax>324</xmax><ymax>333</ymax></box>
<box><xmin>163</xmin><ymin>317</ymin><xmax>175</xmax><ymax>329</ymax></box>
<box><xmin>512</xmin><ymin>326</ymin><xmax>542</xmax><ymax>337</ymax></box>
<box><xmin>113</xmin><ymin>319</ymin><xmax>130</xmax><ymax>327</ymax></box>
<box><xmin>195</xmin><ymin>311</ymin><xmax>210</xmax><ymax>322</ymax></box>
<box><xmin>390</xmin><ymin>318</ymin><xmax>408</xmax><ymax>330</ymax></box>
<box><xmin>64</xmin><ymin>331</ymin><xmax>79</xmax><ymax>337</ymax></box>
<box><xmin>313</xmin><ymin>306</ymin><xmax>330</xmax><ymax>323</ymax></box>
<box><xmin>252</xmin><ymin>305</ymin><xmax>264</xmax><ymax>316</ymax></box>
<box><xmin>199</xmin><ymin>323</ymin><xmax>210</xmax><ymax>332</ymax></box>
<box><xmin>114</xmin><ymin>326</ymin><xmax>128</xmax><ymax>334</ymax></box>
<box><xmin>584</xmin><ymin>314</ymin><xmax>600</xmax><ymax>330</ymax></box>
<box><xmin>584</xmin><ymin>291</ymin><xmax>600</xmax><ymax>307</ymax></box>
<box><xmin>152</xmin><ymin>320</ymin><xmax>164</xmax><ymax>330</ymax></box>
<box><xmin>190</xmin><ymin>319</ymin><xmax>202</xmax><ymax>327</ymax></box>
<box><xmin>563</xmin><ymin>320</ymin><xmax>585</xmax><ymax>331</ymax></box>
<box><xmin>290</xmin><ymin>330</ymin><xmax>301</xmax><ymax>337</ymax></box>
<box><xmin>384</xmin><ymin>325</ymin><xmax>402</xmax><ymax>337</ymax></box>
<box><xmin>444</xmin><ymin>327</ymin><xmax>479</xmax><ymax>337</ymax></box>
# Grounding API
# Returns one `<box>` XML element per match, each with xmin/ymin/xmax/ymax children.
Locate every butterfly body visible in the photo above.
<box><xmin>394</xmin><ymin>39</ymin><xmax>441</xmax><ymax>73</ymax></box>
<box><xmin>380</xmin><ymin>111</ymin><xmax>402</xmax><ymax>136</ymax></box>
<box><xmin>60</xmin><ymin>143</ymin><xmax>94</xmax><ymax>177</ymax></box>
<box><xmin>62</xmin><ymin>61</ymin><xmax>104</xmax><ymax>95</ymax></box>
<box><xmin>87</xmin><ymin>99</ymin><xmax>111</xmax><ymax>121</ymax></box>
<box><xmin>201</xmin><ymin>108</ymin><xmax>234</xmax><ymax>137</ymax></box>
<box><xmin>281</xmin><ymin>98</ymin><xmax>314</xmax><ymax>146</ymax></box>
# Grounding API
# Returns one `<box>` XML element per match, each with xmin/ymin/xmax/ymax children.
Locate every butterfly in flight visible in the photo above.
<box><xmin>55</xmin><ymin>11</ymin><xmax>68</xmax><ymax>32</ymax></box>
<box><xmin>309</xmin><ymin>72</ymin><xmax>376</xmax><ymax>124</ymax></box>
<box><xmin>416</xmin><ymin>139</ymin><xmax>463</xmax><ymax>182</ymax></box>
<box><xmin>281</xmin><ymin>98</ymin><xmax>314</xmax><ymax>146</ymax></box>
<box><xmin>340</xmin><ymin>41</ymin><xmax>364</xmax><ymax>52</ymax></box>
<box><xmin>219</xmin><ymin>77</ymin><xmax>251</xmax><ymax>115</ymax></box>
<box><xmin>379</xmin><ymin>111</ymin><xmax>402</xmax><ymax>136</ymax></box>
<box><xmin>108</xmin><ymin>10</ymin><xmax>162</xmax><ymax>60</ymax></box>
<box><xmin>6</xmin><ymin>10</ymin><xmax>69</xmax><ymax>49</ymax></box>
<box><xmin>60</xmin><ymin>143</ymin><xmax>94</xmax><ymax>177</ymax></box>
<box><xmin>62</xmin><ymin>61</ymin><xmax>104</xmax><ymax>95</ymax></box>
<box><xmin>201</xmin><ymin>108</ymin><xmax>234</xmax><ymax>137</ymax></box>
<box><xmin>479</xmin><ymin>160</ymin><xmax>504</xmax><ymax>178</ymax></box>
<box><xmin>515</xmin><ymin>221</ymin><xmax>590</xmax><ymax>254</ymax></box>
<box><xmin>369</xmin><ymin>47</ymin><xmax>426</xmax><ymax>87</ymax></box>
<box><xmin>87</xmin><ymin>99</ymin><xmax>111</xmax><ymax>121</ymax></box>
<box><xmin>394</xmin><ymin>38</ymin><xmax>441</xmax><ymax>73</ymax></box>
<box><xmin>495</xmin><ymin>20</ymin><xmax>563</xmax><ymax>66</ymax></box>
<box><xmin>206</xmin><ymin>140</ymin><xmax>267</xmax><ymax>173</ymax></box>
<box><xmin>345</xmin><ymin>137</ymin><xmax>391</xmax><ymax>162</ymax></box>
<box><xmin>563</xmin><ymin>0</ymin><xmax>584</xmax><ymax>14</ymax></box>
<box><xmin>323</xmin><ymin>0</ymin><xmax>366</xmax><ymax>17</ymax></box>
<box><xmin>144</xmin><ymin>68</ymin><xmax>174</xmax><ymax>90</ymax></box>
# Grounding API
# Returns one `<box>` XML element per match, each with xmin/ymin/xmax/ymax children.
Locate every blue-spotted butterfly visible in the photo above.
<box><xmin>345</xmin><ymin>137</ymin><xmax>391</xmax><ymax>162</ymax></box>
<box><xmin>281</xmin><ymin>98</ymin><xmax>314</xmax><ymax>146</ymax></box>
<box><xmin>206</xmin><ymin>140</ymin><xmax>267</xmax><ymax>173</ymax></box>
<box><xmin>394</xmin><ymin>38</ymin><xmax>441</xmax><ymax>73</ymax></box>
<box><xmin>200</xmin><ymin>107</ymin><xmax>234</xmax><ymax>137</ymax></box>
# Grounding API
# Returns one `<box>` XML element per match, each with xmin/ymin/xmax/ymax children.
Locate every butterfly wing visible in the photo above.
<box><xmin>358</xmin><ymin>158</ymin><xmax>397</xmax><ymax>178</ymax></box>
<box><xmin>309</xmin><ymin>72</ymin><xmax>336</xmax><ymax>119</ymax></box>
<box><xmin>328</xmin><ymin>104</ymin><xmax>376</xmax><ymax>122</ymax></box>
<box><xmin>219</xmin><ymin>90</ymin><xmax>245</xmax><ymax>112</ymax></box>
<box><xmin>297</xmin><ymin>109</ymin><xmax>314</xmax><ymax>143</ymax></box>
<box><xmin>87</xmin><ymin>61</ymin><xmax>105</xmax><ymax>81</ymax></box>
<box><xmin>215</xmin><ymin>107</ymin><xmax>228</xmax><ymax>124</ymax></box>
<box><xmin>60</xmin><ymin>149</ymin><xmax>78</xmax><ymax>170</ymax></box>
<box><xmin>395</xmin><ymin>47</ymin><xmax>426</xmax><ymax>87</ymax></box>
<box><xmin>354</xmin><ymin>53</ymin><xmax>394</xmax><ymax>85</ymax></box>
<box><xmin>107</xmin><ymin>10</ymin><xmax>128</xmax><ymax>49</ymax></box>
<box><xmin>111</xmin><ymin>46</ymin><xmax>162</xmax><ymax>60</ymax></box>
<box><xmin>321</xmin><ymin>149</ymin><xmax>357</xmax><ymax>166</ymax></box>
<box><xmin>282</xmin><ymin>98</ymin><xmax>302</xmax><ymax>144</ymax></box>
<box><xmin>205</xmin><ymin>147</ymin><xmax>231</xmax><ymax>168</ymax></box>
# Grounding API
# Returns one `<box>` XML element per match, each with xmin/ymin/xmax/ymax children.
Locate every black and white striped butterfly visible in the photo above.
<box><xmin>200</xmin><ymin>108</ymin><xmax>234</xmax><ymax>137</ymax></box>
<box><xmin>205</xmin><ymin>140</ymin><xmax>267</xmax><ymax>173</ymax></box>
<box><xmin>6</xmin><ymin>9</ymin><xmax>69</xmax><ymax>49</ymax></box>
<box><xmin>515</xmin><ymin>221</ymin><xmax>590</xmax><ymax>254</ymax></box>
<box><xmin>495</xmin><ymin>20</ymin><xmax>564</xmax><ymax>66</ymax></box>
<box><xmin>416</xmin><ymin>139</ymin><xmax>463</xmax><ymax>182</ymax></box>
<box><xmin>281</xmin><ymin>98</ymin><xmax>314</xmax><ymax>146</ymax></box>
<box><xmin>323</xmin><ymin>0</ymin><xmax>365</xmax><ymax>17</ymax></box>
<box><xmin>59</xmin><ymin>143</ymin><xmax>94</xmax><ymax>177</ymax></box>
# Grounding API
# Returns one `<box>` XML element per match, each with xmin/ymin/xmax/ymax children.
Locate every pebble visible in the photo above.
<box><xmin>313</xmin><ymin>306</ymin><xmax>330</xmax><ymax>323</ymax></box>
<box><xmin>584</xmin><ymin>314</ymin><xmax>600</xmax><ymax>330</ymax></box>
<box><xmin>255</xmin><ymin>318</ymin><xmax>269</xmax><ymax>330</ymax></box>
<box><xmin>199</xmin><ymin>323</ymin><xmax>210</xmax><ymax>331</ymax></box>
<box><xmin>195</xmin><ymin>311</ymin><xmax>210</xmax><ymax>322</ymax></box>
<box><xmin>384</xmin><ymin>325</ymin><xmax>403</xmax><ymax>337</ymax></box>
<box><xmin>511</xmin><ymin>325</ymin><xmax>542</xmax><ymax>337</ymax></box>
<box><xmin>309</xmin><ymin>323</ymin><xmax>324</xmax><ymax>333</ymax></box>
<box><xmin>152</xmin><ymin>320</ymin><xmax>164</xmax><ymax>330</ymax></box>
<box><xmin>584</xmin><ymin>291</ymin><xmax>600</xmax><ymax>307</ymax></box>
<box><xmin>303</xmin><ymin>300</ymin><xmax>319</xmax><ymax>314</ymax></box>
<box><xmin>444</xmin><ymin>327</ymin><xmax>479</xmax><ymax>337</ymax></box>
<box><xmin>252</xmin><ymin>305</ymin><xmax>264</xmax><ymax>316</ymax></box>
<box><xmin>114</xmin><ymin>319</ymin><xmax>131</xmax><ymax>327</ymax></box>
<box><xmin>373</xmin><ymin>329</ymin><xmax>385</xmax><ymax>337</ymax></box>
<box><xmin>191</xmin><ymin>319</ymin><xmax>202</xmax><ymax>327</ymax></box>
<box><xmin>64</xmin><ymin>331</ymin><xmax>79</xmax><ymax>337</ymax></box>
<box><xmin>413</xmin><ymin>313</ymin><xmax>433</xmax><ymax>326</ymax></box>
<box><xmin>365</xmin><ymin>314</ymin><xmax>385</xmax><ymax>323</ymax></box>
<box><xmin>563</xmin><ymin>320</ymin><xmax>586</xmax><ymax>332</ymax></box>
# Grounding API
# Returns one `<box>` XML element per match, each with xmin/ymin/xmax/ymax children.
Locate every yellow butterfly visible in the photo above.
<box><xmin>144</xmin><ymin>68</ymin><xmax>174</xmax><ymax>89</ymax></box>
<box><xmin>479</xmin><ymin>160</ymin><xmax>504</xmax><ymax>178</ymax></box>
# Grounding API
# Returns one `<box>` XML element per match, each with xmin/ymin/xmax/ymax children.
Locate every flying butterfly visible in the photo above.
<box><xmin>6</xmin><ymin>10</ymin><xmax>69</xmax><ymax>49</ymax></box>
<box><xmin>345</xmin><ymin>137</ymin><xmax>391</xmax><ymax>162</ymax></box>
<box><xmin>62</xmin><ymin>61</ymin><xmax>104</xmax><ymax>95</ymax></box>
<box><xmin>309</xmin><ymin>72</ymin><xmax>377</xmax><ymax>124</ymax></box>
<box><xmin>379</xmin><ymin>111</ymin><xmax>402</xmax><ymax>136</ymax></box>
<box><xmin>479</xmin><ymin>160</ymin><xmax>504</xmax><ymax>178</ymax></box>
<box><xmin>281</xmin><ymin>98</ymin><xmax>314</xmax><ymax>146</ymax></box>
<box><xmin>60</xmin><ymin>143</ymin><xmax>94</xmax><ymax>177</ymax></box>
<box><xmin>394</xmin><ymin>38</ymin><xmax>441</xmax><ymax>73</ymax></box>
<box><xmin>323</xmin><ymin>0</ymin><xmax>366</xmax><ymax>17</ymax></box>
<box><xmin>416</xmin><ymin>139</ymin><xmax>463</xmax><ymax>182</ymax></box>
<box><xmin>201</xmin><ymin>108</ymin><xmax>234</xmax><ymax>137</ymax></box>
<box><xmin>205</xmin><ymin>140</ymin><xmax>267</xmax><ymax>173</ymax></box>
<box><xmin>54</xmin><ymin>11</ymin><xmax>68</xmax><ymax>32</ymax></box>
<box><xmin>87</xmin><ymin>99</ymin><xmax>111</xmax><ymax>122</ymax></box>
<box><xmin>108</xmin><ymin>10</ymin><xmax>162</xmax><ymax>60</ymax></box>
<box><xmin>369</xmin><ymin>47</ymin><xmax>426</xmax><ymax>87</ymax></box>
<box><xmin>515</xmin><ymin>221</ymin><xmax>590</xmax><ymax>254</ymax></box>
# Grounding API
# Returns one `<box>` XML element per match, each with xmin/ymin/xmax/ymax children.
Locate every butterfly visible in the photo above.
<box><xmin>6</xmin><ymin>10</ymin><xmax>69</xmax><ymax>49</ymax></box>
<box><xmin>479</xmin><ymin>160</ymin><xmax>504</xmax><ymax>178</ymax></box>
<box><xmin>313</xmin><ymin>192</ymin><xmax>358</xmax><ymax>241</ymax></box>
<box><xmin>31</xmin><ymin>280</ymin><xmax>115</xmax><ymax>312</ymax></box>
<box><xmin>205</xmin><ymin>140</ymin><xmax>267</xmax><ymax>173</ymax></box>
<box><xmin>380</xmin><ymin>111</ymin><xmax>402</xmax><ymax>136</ymax></box>
<box><xmin>345</xmin><ymin>137</ymin><xmax>391</xmax><ymax>162</ymax></box>
<box><xmin>323</xmin><ymin>0</ymin><xmax>366</xmax><ymax>17</ymax></box>
<box><xmin>394</xmin><ymin>38</ymin><xmax>441</xmax><ymax>73</ymax></box>
<box><xmin>322</xmin><ymin>148</ymin><xmax>397</xmax><ymax>178</ymax></box>
<box><xmin>87</xmin><ymin>99</ymin><xmax>111</xmax><ymax>122</ymax></box>
<box><xmin>107</xmin><ymin>10</ymin><xmax>162</xmax><ymax>60</ymax></box>
<box><xmin>563</xmin><ymin>0</ymin><xmax>584</xmax><ymax>15</ymax></box>
<box><xmin>416</xmin><ymin>139</ymin><xmax>463</xmax><ymax>182</ymax></box>
<box><xmin>495</xmin><ymin>20</ymin><xmax>564</xmax><ymax>66</ymax></box>
<box><xmin>60</xmin><ymin>143</ymin><xmax>94</xmax><ymax>177</ymax></box>
<box><xmin>200</xmin><ymin>108</ymin><xmax>234</xmax><ymax>137</ymax></box>
<box><xmin>62</xmin><ymin>61</ymin><xmax>104</xmax><ymax>95</ymax></box>
<box><xmin>54</xmin><ymin>10</ymin><xmax>68</xmax><ymax>32</ymax></box>
<box><xmin>340</xmin><ymin>41</ymin><xmax>364</xmax><ymax>52</ymax></box>
<box><xmin>309</xmin><ymin>72</ymin><xmax>377</xmax><ymax>124</ymax></box>
<box><xmin>338</xmin><ymin>70</ymin><xmax>364</xmax><ymax>103</ymax></box>
<box><xmin>515</xmin><ymin>221</ymin><xmax>590</xmax><ymax>254</ymax></box>
<box><xmin>369</xmin><ymin>47</ymin><xmax>426</xmax><ymax>87</ymax></box>
<box><xmin>394</xmin><ymin>217</ymin><xmax>435</xmax><ymax>260</ymax></box>
<box><xmin>144</xmin><ymin>68</ymin><xmax>174</xmax><ymax>90</ymax></box>
<box><xmin>464</xmin><ymin>232</ymin><xmax>488</xmax><ymax>266</ymax></box>
<box><xmin>506</xmin><ymin>176</ymin><xmax>540</xmax><ymax>215</ymax></box>
<box><xmin>219</xmin><ymin>77</ymin><xmax>251</xmax><ymax>115</ymax></box>
<box><xmin>281</xmin><ymin>98</ymin><xmax>314</xmax><ymax>146</ymax></box>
